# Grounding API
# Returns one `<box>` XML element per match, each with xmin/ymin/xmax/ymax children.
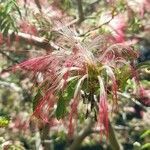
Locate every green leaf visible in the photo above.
<box><xmin>55</xmin><ymin>92</ymin><xmax>67</xmax><ymax>119</ymax></box>
<box><xmin>141</xmin><ymin>130</ymin><xmax>150</xmax><ymax>139</ymax></box>
<box><xmin>61</xmin><ymin>0</ymin><xmax>72</xmax><ymax>10</ymax></box>
<box><xmin>13</xmin><ymin>1</ymin><xmax>22</xmax><ymax>18</ymax></box>
<box><xmin>64</xmin><ymin>79</ymin><xmax>78</xmax><ymax>101</ymax></box>
<box><xmin>0</xmin><ymin>116</ymin><xmax>10</xmax><ymax>127</ymax></box>
<box><xmin>136</xmin><ymin>61</ymin><xmax>150</xmax><ymax>69</ymax></box>
<box><xmin>55</xmin><ymin>79</ymin><xmax>78</xmax><ymax>119</ymax></box>
<box><xmin>0</xmin><ymin>18</ymin><xmax>8</xmax><ymax>30</ymax></box>
<box><xmin>115</xmin><ymin>65</ymin><xmax>131</xmax><ymax>90</ymax></box>
<box><xmin>0</xmin><ymin>0</ymin><xmax>20</xmax><ymax>34</ymax></box>
<box><xmin>32</xmin><ymin>88</ymin><xmax>43</xmax><ymax>111</ymax></box>
<box><xmin>2</xmin><ymin>22</ymin><xmax>10</xmax><ymax>36</ymax></box>
<box><xmin>5</xmin><ymin>1</ymin><xmax>14</xmax><ymax>14</ymax></box>
<box><xmin>141</xmin><ymin>143</ymin><xmax>150</xmax><ymax>150</ymax></box>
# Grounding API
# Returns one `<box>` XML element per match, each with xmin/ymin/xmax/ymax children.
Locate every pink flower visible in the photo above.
<box><xmin>109</xmin><ymin>14</ymin><xmax>127</xmax><ymax>43</ymax></box>
<box><xmin>33</xmin><ymin>91</ymin><xmax>55</xmax><ymax>122</ymax></box>
<box><xmin>68</xmin><ymin>99</ymin><xmax>78</xmax><ymax>137</ymax></box>
<box><xmin>98</xmin><ymin>76</ymin><xmax>109</xmax><ymax>137</ymax></box>
<box><xmin>12</xmin><ymin>25</ymin><xmax>138</xmax><ymax>137</ymax></box>
<box><xmin>99</xmin><ymin>13</ymin><xmax>127</xmax><ymax>43</ymax></box>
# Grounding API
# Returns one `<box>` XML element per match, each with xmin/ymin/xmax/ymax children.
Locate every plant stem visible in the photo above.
<box><xmin>108</xmin><ymin>121</ymin><xmax>123</xmax><ymax>150</ymax></box>
<box><xmin>40</xmin><ymin>123</ymin><xmax>51</xmax><ymax>150</ymax></box>
<box><xmin>69</xmin><ymin>118</ymin><xmax>122</xmax><ymax>150</ymax></box>
<box><xmin>69</xmin><ymin>118</ymin><xmax>94</xmax><ymax>150</ymax></box>
<box><xmin>77</xmin><ymin>0</ymin><xmax>84</xmax><ymax>24</ymax></box>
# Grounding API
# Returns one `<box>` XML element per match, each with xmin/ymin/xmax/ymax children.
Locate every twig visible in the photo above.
<box><xmin>108</xmin><ymin>121</ymin><xmax>123</xmax><ymax>150</ymax></box>
<box><xmin>69</xmin><ymin>118</ymin><xmax>94</xmax><ymax>150</ymax></box>
<box><xmin>40</xmin><ymin>123</ymin><xmax>51</xmax><ymax>150</ymax></box>
<box><xmin>10</xmin><ymin>32</ymin><xmax>70</xmax><ymax>51</ymax></box>
<box><xmin>34</xmin><ymin>0</ymin><xmax>42</xmax><ymax>12</ymax></box>
<box><xmin>2</xmin><ymin>31</ymin><xmax>57</xmax><ymax>50</ymax></box>
<box><xmin>91</xmin><ymin>125</ymin><xmax>129</xmax><ymax>133</ymax></box>
<box><xmin>117</xmin><ymin>92</ymin><xmax>146</xmax><ymax>110</ymax></box>
<box><xmin>77</xmin><ymin>0</ymin><xmax>84</xmax><ymax>24</ymax></box>
<box><xmin>80</xmin><ymin>9</ymin><xmax>117</xmax><ymax>37</ymax></box>
<box><xmin>14</xmin><ymin>32</ymin><xmax>53</xmax><ymax>50</ymax></box>
<box><xmin>68</xmin><ymin>118</ymin><xmax>123</xmax><ymax>150</ymax></box>
<box><xmin>52</xmin><ymin>18</ymin><xmax>79</xmax><ymax>34</ymax></box>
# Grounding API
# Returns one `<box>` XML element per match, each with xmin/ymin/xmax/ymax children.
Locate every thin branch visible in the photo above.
<box><xmin>90</xmin><ymin>121</ymin><xmax>123</xmax><ymax>150</ymax></box>
<box><xmin>91</xmin><ymin>125</ymin><xmax>129</xmax><ymax>133</ymax></box>
<box><xmin>13</xmin><ymin>32</ymin><xmax>53</xmax><ymax>50</ymax></box>
<box><xmin>55</xmin><ymin>18</ymin><xmax>79</xmax><ymax>30</ymax></box>
<box><xmin>34</xmin><ymin>0</ymin><xmax>42</xmax><ymax>12</ymax></box>
<box><xmin>69</xmin><ymin>118</ymin><xmax>94</xmax><ymax>150</ymax></box>
<box><xmin>108</xmin><ymin>121</ymin><xmax>123</xmax><ymax>150</ymax></box>
<box><xmin>80</xmin><ymin>9</ymin><xmax>117</xmax><ymax>37</ymax></box>
<box><xmin>117</xmin><ymin>92</ymin><xmax>146</xmax><ymax>110</ymax></box>
<box><xmin>40</xmin><ymin>123</ymin><xmax>51</xmax><ymax>150</ymax></box>
<box><xmin>68</xmin><ymin>118</ymin><xmax>123</xmax><ymax>150</ymax></box>
<box><xmin>77</xmin><ymin>0</ymin><xmax>84</xmax><ymax>24</ymax></box>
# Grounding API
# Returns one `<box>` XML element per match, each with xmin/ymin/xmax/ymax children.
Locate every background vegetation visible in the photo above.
<box><xmin>0</xmin><ymin>0</ymin><xmax>150</xmax><ymax>150</ymax></box>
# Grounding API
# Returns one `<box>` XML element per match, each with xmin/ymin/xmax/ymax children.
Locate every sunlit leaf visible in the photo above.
<box><xmin>141</xmin><ymin>143</ymin><xmax>150</xmax><ymax>150</ymax></box>
<box><xmin>0</xmin><ymin>116</ymin><xmax>10</xmax><ymax>127</ymax></box>
<box><xmin>141</xmin><ymin>130</ymin><xmax>150</xmax><ymax>139</ymax></box>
